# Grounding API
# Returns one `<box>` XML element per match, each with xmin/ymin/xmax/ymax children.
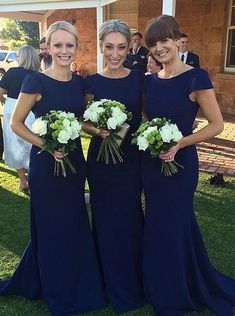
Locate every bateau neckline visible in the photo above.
<box><xmin>40</xmin><ymin>72</ymin><xmax>73</xmax><ymax>83</ymax></box>
<box><xmin>156</xmin><ymin>68</ymin><xmax>196</xmax><ymax>80</ymax></box>
<box><xmin>96</xmin><ymin>71</ymin><xmax>132</xmax><ymax>80</ymax></box>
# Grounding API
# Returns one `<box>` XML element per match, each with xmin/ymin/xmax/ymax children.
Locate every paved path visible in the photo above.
<box><xmin>196</xmin><ymin>113</ymin><xmax>235</xmax><ymax>176</ymax></box>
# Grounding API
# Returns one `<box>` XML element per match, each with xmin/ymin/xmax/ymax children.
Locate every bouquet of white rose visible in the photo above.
<box><xmin>83</xmin><ymin>99</ymin><xmax>132</xmax><ymax>164</ymax></box>
<box><xmin>132</xmin><ymin>117</ymin><xmax>183</xmax><ymax>176</ymax></box>
<box><xmin>32</xmin><ymin>110</ymin><xmax>81</xmax><ymax>177</ymax></box>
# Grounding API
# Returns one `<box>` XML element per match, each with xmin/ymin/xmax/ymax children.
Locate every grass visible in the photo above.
<box><xmin>0</xmin><ymin>137</ymin><xmax>234</xmax><ymax>315</ymax></box>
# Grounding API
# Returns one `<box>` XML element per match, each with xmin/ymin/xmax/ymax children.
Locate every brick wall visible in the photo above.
<box><xmin>176</xmin><ymin>0</ymin><xmax>235</xmax><ymax>115</ymax></box>
<box><xmin>44</xmin><ymin>1</ymin><xmax>235</xmax><ymax>115</ymax></box>
<box><xmin>47</xmin><ymin>8</ymin><xmax>97</xmax><ymax>74</ymax></box>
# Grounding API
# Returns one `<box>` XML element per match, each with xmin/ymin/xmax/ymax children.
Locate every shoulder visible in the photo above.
<box><xmin>140</xmin><ymin>46</ymin><xmax>149</xmax><ymax>54</ymax></box>
<box><xmin>188</xmin><ymin>51</ymin><xmax>199</xmax><ymax>58</ymax></box>
<box><xmin>130</xmin><ymin>69</ymin><xmax>144</xmax><ymax>81</ymax></box>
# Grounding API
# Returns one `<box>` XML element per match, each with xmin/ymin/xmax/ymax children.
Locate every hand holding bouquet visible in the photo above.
<box><xmin>83</xmin><ymin>99</ymin><xmax>132</xmax><ymax>164</ymax></box>
<box><xmin>32</xmin><ymin>110</ymin><xmax>81</xmax><ymax>177</ymax></box>
<box><xmin>132</xmin><ymin>117</ymin><xmax>183</xmax><ymax>176</ymax></box>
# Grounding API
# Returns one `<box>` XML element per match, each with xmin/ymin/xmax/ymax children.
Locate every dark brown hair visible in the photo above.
<box><xmin>147</xmin><ymin>52</ymin><xmax>162</xmax><ymax>68</ymax></box>
<box><xmin>145</xmin><ymin>15</ymin><xmax>181</xmax><ymax>48</ymax></box>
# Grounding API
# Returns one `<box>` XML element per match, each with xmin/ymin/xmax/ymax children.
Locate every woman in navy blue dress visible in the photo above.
<box><xmin>83</xmin><ymin>20</ymin><xmax>146</xmax><ymax>313</ymax></box>
<box><xmin>0</xmin><ymin>21</ymin><xmax>106</xmax><ymax>315</ymax></box>
<box><xmin>142</xmin><ymin>15</ymin><xmax>235</xmax><ymax>316</ymax></box>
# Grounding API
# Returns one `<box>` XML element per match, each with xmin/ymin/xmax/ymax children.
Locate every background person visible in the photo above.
<box><xmin>124</xmin><ymin>31</ymin><xmax>149</xmax><ymax>73</ymax></box>
<box><xmin>178</xmin><ymin>33</ymin><xmax>200</xmax><ymax>68</ymax></box>
<box><xmin>0</xmin><ymin>45</ymin><xmax>40</xmax><ymax>192</ymax></box>
<box><xmin>146</xmin><ymin>52</ymin><xmax>162</xmax><ymax>74</ymax></box>
<box><xmin>39</xmin><ymin>36</ymin><xmax>52</xmax><ymax>70</ymax></box>
<box><xmin>142</xmin><ymin>14</ymin><xmax>235</xmax><ymax>316</ymax></box>
<box><xmin>83</xmin><ymin>19</ymin><xmax>146</xmax><ymax>313</ymax></box>
<box><xmin>0</xmin><ymin>21</ymin><xmax>106</xmax><ymax>315</ymax></box>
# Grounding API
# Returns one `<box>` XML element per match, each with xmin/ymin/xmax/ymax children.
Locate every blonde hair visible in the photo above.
<box><xmin>46</xmin><ymin>21</ymin><xmax>79</xmax><ymax>46</ymax></box>
<box><xmin>18</xmin><ymin>45</ymin><xmax>40</xmax><ymax>71</ymax></box>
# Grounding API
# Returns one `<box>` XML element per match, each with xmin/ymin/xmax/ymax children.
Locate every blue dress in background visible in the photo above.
<box><xmin>85</xmin><ymin>70</ymin><xmax>146</xmax><ymax>313</ymax></box>
<box><xmin>0</xmin><ymin>73</ymin><xmax>106</xmax><ymax>316</ymax></box>
<box><xmin>142</xmin><ymin>68</ymin><xmax>235</xmax><ymax>316</ymax></box>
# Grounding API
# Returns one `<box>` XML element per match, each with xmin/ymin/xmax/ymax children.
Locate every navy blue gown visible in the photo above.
<box><xmin>0</xmin><ymin>73</ymin><xmax>106</xmax><ymax>316</ymax></box>
<box><xmin>142</xmin><ymin>68</ymin><xmax>235</xmax><ymax>316</ymax></box>
<box><xmin>85</xmin><ymin>71</ymin><xmax>146</xmax><ymax>313</ymax></box>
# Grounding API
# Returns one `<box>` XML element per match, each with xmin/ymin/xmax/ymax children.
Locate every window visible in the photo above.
<box><xmin>225</xmin><ymin>0</ymin><xmax>235</xmax><ymax>71</ymax></box>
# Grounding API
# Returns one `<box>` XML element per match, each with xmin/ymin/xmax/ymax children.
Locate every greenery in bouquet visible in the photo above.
<box><xmin>32</xmin><ymin>110</ymin><xmax>81</xmax><ymax>176</ymax></box>
<box><xmin>132</xmin><ymin>117</ymin><xmax>183</xmax><ymax>176</ymax></box>
<box><xmin>83</xmin><ymin>99</ymin><xmax>132</xmax><ymax>164</ymax></box>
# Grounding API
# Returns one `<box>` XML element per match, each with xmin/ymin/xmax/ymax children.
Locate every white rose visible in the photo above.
<box><xmin>58</xmin><ymin>111</ymin><xmax>69</xmax><ymax>119</ymax></box>
<box><xmin>32</xmin><ymin>117</ymin><xmax>48</xmax><ymax>136</ymax></box>
<box><xmin>137</xmin><ymin>135</ymin><xmax>149</xmax><ymax>151</ymax></box>
<box><xmin>67</xmin><ymin>112</ymin><xmax>75</xmax><ymax>119</ymax></box>
<box><xmin>57</xmin><ymin>130</ymin><xmax>70</xmax><ymax>144</ymax></box>
<box><xmin>159</xmin><ymin>124</ymin><xmax>173</xmax><ymax>143</ymax></box>
<box><xmin>143</xmin><ymin>126</ymin><xmax>157</xmax><ymax>137</ymax></box>
<box><xmin>70</xmin><ymin>128</ymin><xmax>80</xmax><ymax>140</ymax></box>
<box><xmin>112</xmin><ymin>108</ymin><xmax>127</xmax><ymax>125</ymax></box>
<box><xmin>170</xmin><ymin>124</ymin><xmax>183</xmax><ymax>142</ymax></box>
<box><xmin>107</xmin><ymin>117</ymin><xmax>118</xmax><ymax>130</ymax></box>
<box><xmin>62</xmin><ymin>118</ymin><xmax>71</xmax><ymax>128</ymax></box>
<box><xmin>71</xmin><ymin>120</ymin><xmax>81</xmax><ymax>132</ymax></box>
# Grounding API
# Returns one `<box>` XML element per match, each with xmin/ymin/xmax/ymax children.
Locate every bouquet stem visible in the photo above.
<box><xmin>161</xmin><ymin>160</ymin><xmax>184</xmax><ymax>176</ymax></box>
<box><xmin>97</xmin><ymin>133</ymin><xmax>124</xmax><ymax>164</ymax></box>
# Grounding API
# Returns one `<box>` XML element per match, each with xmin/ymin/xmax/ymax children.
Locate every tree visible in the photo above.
<box><xmin>0</xmin><ymin>18</ymin><xmax>39</xmax><ymax>50</ymax></box>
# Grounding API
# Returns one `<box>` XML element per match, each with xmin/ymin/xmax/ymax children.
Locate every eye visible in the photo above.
<box><xmin>161</xmin><ymin>38</ymin><xmax>168</xmax><ymax>43</ymax></box>
<box><xmin>118</xmin><ymin>45</ymin><xmax>127</xmax><ymax>50</ymax></box>
<box><xmin>66</xmin><ymin>43</ymin><xmax>75</xmax><ymax>48</ymax></box>
<box><xmin>54</xmin><ymin>43</ymin><xmax>62</xmax><ymax>48</ymax></box>
<box><xmin>105</xmin><ymin>44</ymin><xmax>113</xmax><ymax>50</ymax></box>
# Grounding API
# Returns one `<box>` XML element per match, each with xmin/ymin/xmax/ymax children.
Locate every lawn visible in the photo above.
<box><xmin>0</xmin><ymin>137</ymin><xmax>234</xmax><ymax>316</ymax></box>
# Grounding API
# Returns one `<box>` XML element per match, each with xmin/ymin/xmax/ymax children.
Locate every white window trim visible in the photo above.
<box><xmin>224</xmin><ymin>0</ymin><xmax>235</xmax><ymax>72</ymax></box>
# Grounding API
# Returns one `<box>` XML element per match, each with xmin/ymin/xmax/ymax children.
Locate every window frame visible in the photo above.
<box><xmin>224</xmin><ymin>0</ymin><xmax>235</xmax><ymax>72</ymax></box>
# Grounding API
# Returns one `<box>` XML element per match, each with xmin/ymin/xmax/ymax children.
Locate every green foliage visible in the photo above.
<box><xmin>0</xmin><ymin>19</ymin><xmax>39</xmax><ymax>50</ymax></box>
<box><xmin>0</xmin><ymin>158</ymin><xmax>234</xmax><ymax>316</ymax></box>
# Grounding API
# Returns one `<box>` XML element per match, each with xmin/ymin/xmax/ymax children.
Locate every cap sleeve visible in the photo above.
<box><xmin>189</xmin><ymin>68</ymin><xmax>213</xmax><ymax>93</ymax></box>
<box><xmin>84</xmin><ymin>75</ymin><xmax>95</xmax><ymax>95</ymax></box>
<box><xmin>21</xmin><ymin>72</ymin><xmax>43</xmax><ymax>94</ymax></box>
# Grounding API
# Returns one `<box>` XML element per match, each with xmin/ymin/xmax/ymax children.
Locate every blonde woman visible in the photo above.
<box><xmin>0</xmin><ymin>21</ymin><xmax>106</xmax><ymax>315</ymax></box>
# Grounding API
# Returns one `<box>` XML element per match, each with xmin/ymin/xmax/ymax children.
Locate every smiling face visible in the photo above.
<box><xmin>101</xmin><ymin>31</ymin><xmax>129</xmax><ymax>71</ymax></box>
<box><xmin>150</xmin><ymin>38</ymin><xmax>178</xmax><ymax>64</ymax></box>
<box><xmin>178</xmin><ymin>36</ymin><xmax>188</xmax><ymax>53</ymax></box>
<box><xmin>48</xmin><ymin>29</ymin><xmax>77</xmax><ymax>67</ymax></box>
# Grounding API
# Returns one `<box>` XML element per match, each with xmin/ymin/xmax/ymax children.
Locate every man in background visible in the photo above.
<box><xmin>39</xmin><ymin>37</ymin><xmax>52</xmax><ymax>70</ymax></box>
<box><xmin>178</xmin><ymin>33</ymin><xmax>200</xmax><ymax>68</ymax></box>
<box><xmin>124</xmin><ymin>32</ymin><xmax>149</xmax><ymax>73</ymax></box>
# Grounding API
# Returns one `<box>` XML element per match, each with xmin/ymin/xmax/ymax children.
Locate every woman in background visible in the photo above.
<box><xmin>0</xmin><ymin>45</ymin><xmax>40</xmax><ymax>192</ymax></box>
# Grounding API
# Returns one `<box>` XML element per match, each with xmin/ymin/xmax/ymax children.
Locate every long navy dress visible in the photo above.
<box><xmin>0</xmin><ymin>73</ymin><xmax>106</xmax><ymax>316</ymax></box>
<box><xmin>85</xmin><ymin>71</ymin><xmax>146</xmax><ymax>313</ymax></box>
<box><xmin>142</xmin><ymin>68</ymin><xmax>235</xmax><ymax>316</ymax></box>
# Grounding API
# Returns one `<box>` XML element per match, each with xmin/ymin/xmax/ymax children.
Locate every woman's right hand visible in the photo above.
<box><xmin>96</xmin><ymin>129</ymin><xmax>110</xmax><ymax>139</ymax></box>
<box><xmin>50</xmin><ymin>149</ymin><xmax>65</xmax><ymax>162</ymax></box>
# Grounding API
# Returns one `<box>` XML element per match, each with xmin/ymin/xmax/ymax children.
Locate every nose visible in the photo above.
<box><xmin>112</xmin><ymin>47</ymin><xmax>118</xmax><ymax>58</ymax></box>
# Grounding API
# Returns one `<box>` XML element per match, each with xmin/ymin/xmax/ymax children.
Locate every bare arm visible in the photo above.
<box><xmin>160</xmin><ymin>88</ymin><xmax>223</xmax><ymax>161</ymax></box>
<box><xmin>82</xmin><ymin>93</ymin><xmax>109</xmax><ymax>139</ymax></box>
<box><xmin>10</xmin><ymin>92</ymin><xmax>44</xmax><ymax>148</ymax></box>
<box><xmin>0</xmin><ymin>87</ymin><xmax>6</xmax><ymax>103</ymax></box>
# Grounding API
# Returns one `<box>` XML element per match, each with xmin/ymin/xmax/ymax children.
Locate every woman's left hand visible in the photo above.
<box><xmin>159</xmin><ymin>144</ymin><xmax>180</xmax><ymax>162</ymax></box>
